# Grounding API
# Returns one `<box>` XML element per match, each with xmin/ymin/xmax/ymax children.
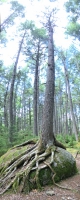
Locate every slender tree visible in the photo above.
<box><xmin>9</xmin><ymin>31</ymin><xmax>26</xmax><ymax>143</ymax></box>
<box><xmin>4</xmin><ymin>80</ymin><xmax>10</xmax><ymax>128</ymax></box>
<box><xmin>33</xmin><ymin>38</ymin><xmax>40</xmax><ymax>136</ymax></box>
<box><xmin>60</xmin><ymin>51</ymin><xmax>78</xmax><ymax>141</ymax></box>
<box><xmin>33</xmin><ymin>29</ymin><xmax>47</xmax><ymax>136</ymax></box>
<box><xmin>0</xmin><ymin>1</ymin><xmax>25</xmax><ymax>32</ymax></box>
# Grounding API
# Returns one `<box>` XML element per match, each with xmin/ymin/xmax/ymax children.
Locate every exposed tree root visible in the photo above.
<box><xmin>44</xmin><ymin>160</ymin><xmax>72</xmax><ymax>190</ymax></box>
<box><xmin>54</xmin><ymin>135</ymin><xmax>66</xmax><ymax>150</ymax></box>
<box><xmin>12</xmin><ymin>140</ymin><xmax>37</xmax><ymax>149</ymax></box>
<box><xmin>0</xmin><ymin>140</ymin><xmax>75</xmax><ymax>195</ymax></box>
<box><xmin>0</xmin><ymin>141</ymin><xmax>51</xmax><ymax>195</ymax></box>
<box><xmin>75</xmin><ymin>151</ymin><xmax>80</xmax><ymax>158</ymax></box>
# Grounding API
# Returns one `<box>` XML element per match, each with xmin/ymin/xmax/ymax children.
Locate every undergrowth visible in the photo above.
<box><xmin>0</xmin><ymin>127</ymin><xmax>38</xmax><ymax>156</ymax></box>
<box><xmin>56</xmin><ymin>133</ymin><xmax>80</xmax><ymax>152</ymax></box>
<box><xmin>0</xmin><ymin>126</ymin><xmax>80</xmax><ymax>157</ymax></box>
<box><xmin>0</xmin><ymin>126</ymin><xmax>9</xmax><ymax>156</ymax></box>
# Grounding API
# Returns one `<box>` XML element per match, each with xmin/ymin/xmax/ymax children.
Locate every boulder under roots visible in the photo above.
<box><xmin>0</xmin><ymin>139</ymin><xmax>77</xmax><ymax>195</ymax></box>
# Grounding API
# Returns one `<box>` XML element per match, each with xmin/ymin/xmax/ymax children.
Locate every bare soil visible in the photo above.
<box><xmin>0</xmin><ymin>153</ymin><xmax>80</xmax><ymax>200</ymax></box>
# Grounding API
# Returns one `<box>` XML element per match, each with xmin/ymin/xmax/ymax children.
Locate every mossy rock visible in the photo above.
<box><xmin>0</xmin><ymin>145</ymin><xmax>77</xmax><ymax>194</ymax></box>
<box><xmin>53</xmin><ymin>147</ymin><xmax>77</xmax><ymax>182</ymax></box>
<box><xmin>0</xmin><ymin>146</ymin><xmax>27</xmax><ymax>173</ymax></box>
<box><xmin>23</xmin><ymin>147</ymin><xmax>77</xmax><ymax>192</ymax></box>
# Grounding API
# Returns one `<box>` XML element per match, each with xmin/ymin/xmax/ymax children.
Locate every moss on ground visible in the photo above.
<box><xmin>0</xmin><ymin>146</ymin><xmax>27</xmax><ymax>172</ymax></box>
<box><xmin>67</xmin><ymin>142</ymin><xmax>80</xmax><ymax>155</ymax></box>
<box><xmin>0</xmin><ymin>142</ymin><xmax>78</xmax><ymax>194</ymax></box>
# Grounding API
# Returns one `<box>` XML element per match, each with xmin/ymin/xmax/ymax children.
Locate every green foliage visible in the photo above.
<box><xmin>10</xmin><ymin>0</ymin><xmax>25</xmax><ymax>17</ymax></box>
<box><xmin>65</xmin><ymin>0</ymin><xmax>80</xmax><ymax>15</ymax></box>
<box><xmin>11</xmin><ymin>128</ymin><xmax>38</xmax><ymax>146</ymax></box>
<box><xmin>65</xmin><ymin>0</ymin><xmax>80</xmax><ymax>40</ymax></box>
<box><xmin>64</xmin><ymin>134</ymin><xmax>74</xmax><ymax>143</ymax></box>
<box><xmin>0</xmin><ymin>127</ymin><xmax>38</xmax><ymax>156</ymax></box>
<box><xmin>64</xmin><ymin>134</ymin><xmax>76</xmax><ymax>147</ymax></box>
<box><xmin>66</xmin><ymin>22</ymin><xmax>80</xmax><ymax>40</ymax></box>
<box><xmin>32</xmin><ymin>27</ymin><xmax>47</xmax><ymax>40</ymax></box>
<box><xmin>0</xmin><ymin>126</ymin><xmax>9</xmax><ymax>156</ymax></box>
<box><xmin>20</xmin><ymin>20</ymin><xmax>35</xmax><ymax>31</ymax></box>
<box><xmin>56</xmin><ymin>134</ymin><xmax>65</xmax><ymax>143</ymax></box>
<box><xmin>56</xmin><ymin>134</ymin><xmax>76</xmax><ymax>148</ymax></box>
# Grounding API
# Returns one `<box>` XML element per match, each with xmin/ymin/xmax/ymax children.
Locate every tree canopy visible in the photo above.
<box><xmin>65</xmin><ymin>0</ymin><xmax>80</xmax><ymax>40</ymax></box>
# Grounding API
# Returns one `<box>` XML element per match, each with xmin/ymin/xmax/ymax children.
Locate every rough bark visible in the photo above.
<box><xmin>41</xmin><ymin>20</ymin><xmax>55</xmax><ymax>148</ymax></box>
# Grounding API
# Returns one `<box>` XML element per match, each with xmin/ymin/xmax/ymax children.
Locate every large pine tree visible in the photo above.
<box><xmin>0</xmin><ymin>18</ymin><xmax>76</xmax><ymax>196</ymax></box>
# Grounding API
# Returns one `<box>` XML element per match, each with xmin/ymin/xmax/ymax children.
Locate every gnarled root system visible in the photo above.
<box><xmin>0</xmin><ymin>140</ymin><xmax>76</xmax><ymax>195</ymax></box>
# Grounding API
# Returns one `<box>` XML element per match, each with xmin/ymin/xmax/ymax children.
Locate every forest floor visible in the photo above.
<box><xmin>0</xmin><ymin>152</ymin><xmax>80</xmax><ymax>200</ymax></box>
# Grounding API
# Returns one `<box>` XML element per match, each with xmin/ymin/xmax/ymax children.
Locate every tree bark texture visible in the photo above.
<box><xmin>41</xmin><ymin>20</ymin><xmax>55</xmax><ymax>148</ymax></box>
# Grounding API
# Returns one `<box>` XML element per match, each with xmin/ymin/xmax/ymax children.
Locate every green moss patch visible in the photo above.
<box><xmin>0</xmin><ymin>145</ymin><xmax>27</xmax><ymax>172</ymax></box>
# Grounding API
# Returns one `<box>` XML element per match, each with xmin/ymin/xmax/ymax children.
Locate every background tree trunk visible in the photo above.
<box><xmin>4</xmin><ymin>81</ymin><xmax>9</xmax><ymax>128</ymax></box>
<box><xmin>33</xmin><ymin>41</ymin><xmax>40</xmax><ymax>136</ymax></box>
<box><xmin>9</xmin><ymin>31</ymin><xmax>26</xmax><ymax>143</ymax></box>
<box><xmin>62</xmin><ymin>55</ymin><xmax>78</xmax><ymax>141</ymax></box>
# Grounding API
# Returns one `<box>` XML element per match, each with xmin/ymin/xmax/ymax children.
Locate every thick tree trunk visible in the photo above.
<box><xmin>41</xmin><ymin>20</ymin><xmax>55</xmax><ymax>148</ymax></box>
